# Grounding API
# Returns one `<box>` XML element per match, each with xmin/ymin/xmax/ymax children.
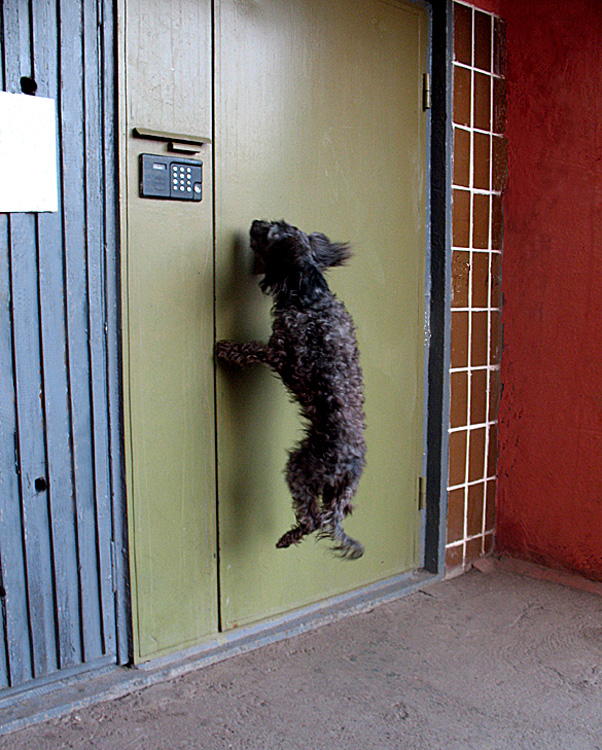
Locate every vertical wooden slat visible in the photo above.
<box><xmin>9</xmin><ymin>211</ymin><xmax>58</xmax><ymax>680</ymax></box>
<box><xmin>59</xmin><ymin>0</ymin><xmax>104</xmax><ymax>662</ymax></box>
<box><xmin>0</xmin><ymin>4</ymin><xmax>33</xmax><ymax>688</ymax></box>
<box><xmin>0</xmin><ymin>211</ymin><xmax>29</xmax><ymax>688</ymax></box>
<box><xmin>0</xmin><ymin>103</ymin><xmax>9</xmax><ymax>682</ymax></box>
<box><xmin>2</xmin><ymin>0</ymin><xmax>30</xmax><ymax>94</ymax></box>
<box><xmin>3</xmin><ymin>0</ymin><xmax>58</xmax><ymax>682</ymax></box>
<box><xmin>82</xmin><ymin>0</ymin><xmax>116</xmax><ymax>657</ymax></box>
<box><xmin>0</xmin><ymin>597</ymin><xmax>8</xmax><ymax>689</ymax></box>
<box><xmin>102</xmin><ymin>0</ymin><xmax>131</xmax><ymax>666</ymax></box>
<box><xmin>32</xmin><ymin>0</ymin><xmax>84</xmax><ymax>671</ymax></box>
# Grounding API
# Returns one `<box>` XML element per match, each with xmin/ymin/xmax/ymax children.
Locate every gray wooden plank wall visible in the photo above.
<box><xmin>0</xmin><ymin>0</ymin><xmax>127</xmax><ymax>691</ymax></box>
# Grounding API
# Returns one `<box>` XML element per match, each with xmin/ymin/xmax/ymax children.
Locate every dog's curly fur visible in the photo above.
<box><xmin>216</xmin><ymin>220</ymin><xmax>366</xmax><ymax>560</ymax></box>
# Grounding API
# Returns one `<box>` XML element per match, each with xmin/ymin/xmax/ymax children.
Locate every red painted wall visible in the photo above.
<box><xmin>497</xmin><ymin>0</ymin><xmax>602</xmax><ymax>579</ymax></box>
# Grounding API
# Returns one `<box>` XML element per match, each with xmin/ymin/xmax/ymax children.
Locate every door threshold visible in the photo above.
<box><xmin>0</xmin><ymin>568</ymin><xmax>439</xmax><ymax>736</ymax></box>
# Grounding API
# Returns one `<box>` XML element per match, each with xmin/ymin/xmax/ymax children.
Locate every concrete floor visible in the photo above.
<box><xmin>2</xmin><ymin>559</ymin><xmax>602</xmax><ymax>750</ymax></box>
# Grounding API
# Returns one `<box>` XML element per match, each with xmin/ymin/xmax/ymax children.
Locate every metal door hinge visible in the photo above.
<box><xmin>418</xmin><ymin>475</ymin><xmax>427</xmax><ymax>511</ymax></box>
<box><xmin>422</xmin><ymin>73</ymin><xmax>431</xmax><ymax>111</ymax></box>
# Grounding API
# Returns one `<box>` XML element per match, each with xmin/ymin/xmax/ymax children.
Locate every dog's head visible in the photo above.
<box><xmin>250</xmin><ymin>219</ymin><xmax>351</xmax><ymax>299</ymax></box>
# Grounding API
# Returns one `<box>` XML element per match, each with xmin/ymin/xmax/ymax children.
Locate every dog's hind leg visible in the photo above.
<box><xmin>320</xmin><ymin>480</ymin><xmax>364</xmax><ymax>560</ymax></box>
<box><xmin>276</xmin><ymin>445</ymin><xmax>322</xmax><ymax>549</ymax></box>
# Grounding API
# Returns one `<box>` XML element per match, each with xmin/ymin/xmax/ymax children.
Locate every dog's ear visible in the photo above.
<box><xmin>309</xmin><ymin>233</ymin><xmax>352</xmax><ymax>270</ymax></box>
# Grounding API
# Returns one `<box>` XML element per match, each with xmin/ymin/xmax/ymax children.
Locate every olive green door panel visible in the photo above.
<box><xmin>215</xmin><ymin>0</ymin><xmax>427</xmax><ymax>629</ymax></box>
<box><xmin>122</xmin><ymin>0</ymin><xmax>427</xmax><ymax>656</ymax></box>
<box><xmin>122</xmin><ymin>0</ymin><xmax>218</xmax><ymax>660</ymax></box>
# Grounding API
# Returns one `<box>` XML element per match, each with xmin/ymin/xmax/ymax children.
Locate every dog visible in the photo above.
<box><xmin>216</xmin><ymin>220</ymin><xmax>366</xmax><ymax>560</ymax></box>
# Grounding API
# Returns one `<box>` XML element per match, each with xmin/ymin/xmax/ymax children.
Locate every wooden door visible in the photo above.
<box><xmin>215</xmin><ymin>0</ymin><xmax>428</xmax><ymax>629</ymax></box>
<box><xmin>0</xmin><ymin>0</ymin><xmax>123</xmax><ymax>690</ymax></box>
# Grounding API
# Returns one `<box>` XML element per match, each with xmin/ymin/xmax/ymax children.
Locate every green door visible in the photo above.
<box><xmin>122</xmin><ymin>0</ymin><xmax>218</xmax><ymax>660</ymax></box>
<box><xmin>215</xmin><ymin>0</ymin><xmax>428</xmax><ymax>629</ymax></box>
<box><xmin>122</xmin><ymin>0</ymin><xmax>427</xmax><ymax>660</ymax></box>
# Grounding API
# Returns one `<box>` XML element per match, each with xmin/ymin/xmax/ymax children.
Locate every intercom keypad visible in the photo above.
<box><xmin>139</xmin><ymin>154</ymin><xmax>202</xmax><ymax>202</ymax></box>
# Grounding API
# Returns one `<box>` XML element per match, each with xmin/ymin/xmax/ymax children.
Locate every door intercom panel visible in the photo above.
<box><xmin>139</xmin><ymin>154</ymin><xmax>202</xmax><ymax>202</ymax></box>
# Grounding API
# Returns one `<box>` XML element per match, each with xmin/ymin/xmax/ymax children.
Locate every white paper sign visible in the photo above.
<box><xmin>0</xmin><ymin>91</ymin><xmax>59</xmax><ymax>213</ymax></box>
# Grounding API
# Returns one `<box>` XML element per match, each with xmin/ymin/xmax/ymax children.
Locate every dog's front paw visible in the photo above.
<box><xmin>215</xmin><ymin>339</ymin><xmax>236</xmax><ymax>363</ymax></box>
<box><xmin>215</xmin><ymin>340</ymin><xmax>270</xmax><ymax>367</ymax></box>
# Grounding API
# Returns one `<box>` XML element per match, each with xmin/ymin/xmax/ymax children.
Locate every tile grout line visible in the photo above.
<box><xmin>450</xmin><ymin>364</ymin><xmax>501</xmax><ymax>372</ymax></box>
<box><xmin>448</xmin><ymin>478</ymin><xmax>498</xmax><ymax>493</ymax></box>
<box><xmin>461</xmin><ymin>7</ymin><xmax>476</xmax><ymax>568</ymax></box>
<box><xmin>452</xmin><ymin>243</ymin><xmax>502</xmax><ymax>252</ymax></box>
<box><xmin>453</xmin><ymin>0</ymin><xmax>500</xmax><ymax>22</ymax></box>
<box><xmin>451</xmin><ymin>185</ymin><xmax>504</xmax><ymax>195</ymax></box>
<box><xmin>446</xmin><ymin>530</ymin><xmax>494</xmax><ymax>550</ymax></box>
<box><xmin>449</xmin><ymin>421</ymin><xmax>498</xmax><ymax>433</ymax></box>
<box><xmin>450</xmin><ymin>306</ymin><xmax>501</xmax><ymax>313</ymax></box>
<box><xmin>481</xmin><ymin>13</ymin><xmax>496</xmax><ymax>555</ymax></box>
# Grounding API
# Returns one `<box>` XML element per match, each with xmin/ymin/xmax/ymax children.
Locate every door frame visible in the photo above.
<box><xmin>0</xmin><ymin>0</ymin><xmax>452</xmax><ymax>729</ymax></box>
<box><xmin>421</xmin><ymin>0</ymin><xmax>454</xmax><ymax>575</ymax></box>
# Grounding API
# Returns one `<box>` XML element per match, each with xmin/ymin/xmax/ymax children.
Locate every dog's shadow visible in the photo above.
<box><xmin>216</xmin><ymin>233</ymin><xmax>283</xmax><ymax>555</ymax></box>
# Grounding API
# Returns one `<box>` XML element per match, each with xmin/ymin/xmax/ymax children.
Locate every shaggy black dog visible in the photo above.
<box><xmin>216</xmin><ymin>220</ymin><xmax>366</xmax><ymax>560</ymax></box>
